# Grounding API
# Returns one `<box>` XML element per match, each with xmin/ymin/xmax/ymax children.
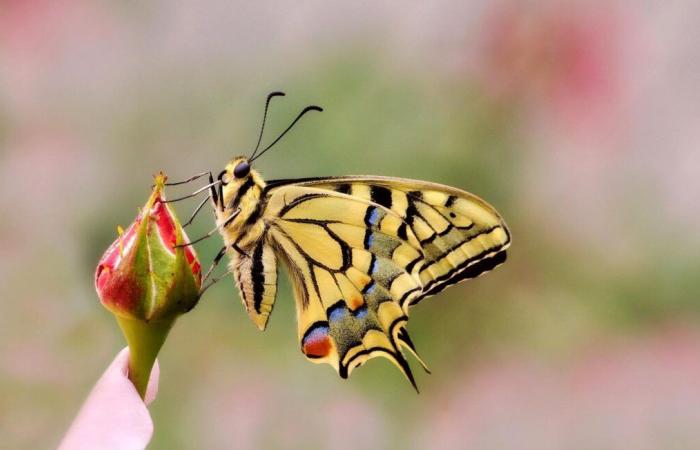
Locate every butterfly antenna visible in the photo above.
<box><xmin>249</xmin><ymin>91</ymin><xmax>286</xmax><ymax>161</ymax></box>
<box><xmin>249</xmin><ymin>105</ymin><xmax>323</xmax><ymax>163</ymax></box>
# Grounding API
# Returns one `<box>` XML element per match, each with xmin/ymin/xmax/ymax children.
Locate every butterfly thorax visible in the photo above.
<box><xmin>216</xmin><ymin>157</ymin><xmax>267</xmax><ymax>251</ymax></box>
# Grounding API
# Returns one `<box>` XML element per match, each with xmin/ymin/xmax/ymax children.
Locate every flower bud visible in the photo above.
<box><xmin>95</xmin><ymin>173</ymin><xmax>201</xmax><ymax>397</ymax></box>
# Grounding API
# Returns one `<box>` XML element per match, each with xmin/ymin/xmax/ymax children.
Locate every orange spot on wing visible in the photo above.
<box><xmin>349</xmin><ymin>295</ymin><xmax>364</xmax><ymax>310</ymax></box>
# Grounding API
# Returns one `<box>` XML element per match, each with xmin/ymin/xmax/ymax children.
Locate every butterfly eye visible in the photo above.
<box><xmin>233</xmin><ymin>162</ymin><xmax>250</xmax><ymax>178</ymax></box>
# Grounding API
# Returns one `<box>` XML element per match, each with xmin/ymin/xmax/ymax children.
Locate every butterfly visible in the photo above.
<box><xmin>174</xmin><ymin>92</ymin><xmax>511</xmax><ymax>390</ymax></box>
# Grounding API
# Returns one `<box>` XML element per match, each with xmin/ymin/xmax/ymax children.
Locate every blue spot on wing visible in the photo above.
<box><xmin>365</xmin><ymin>282</ymin><xmax>376</xmax><ymax>295</ymax></box>
<box><xmin>303</xmin><ymin>325</ymin><xmax>329</xmax><ymax>345</ymax></box>
<box><xmin>353</xmin><ymin>306</ymin><xmax>368</xmax><ymax>319</ymax></box>
<box><xmin>367</xmin><ymin>233</ymin><xmax>375</xmax><ymax>248</ymax></box>
<box><xmin>370</xmin><ymin>257</ymin><xmax>379</xmax><ymax>275</ymax></box>
<box><xmin>328</xmin><ymin>302</ymin><xmax>346</xmax><ymax>322</ymax></box>
<box><xmin>369</xmin><ymin>208</ymin><xmax>381</xmax><ymax>226</ymax></box>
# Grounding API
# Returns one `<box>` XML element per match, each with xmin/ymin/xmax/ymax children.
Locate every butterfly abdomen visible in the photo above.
<box><xmin>230</xmin><ymin>238</ymin><xmax>278</xmax><ymax>330</ymax></box>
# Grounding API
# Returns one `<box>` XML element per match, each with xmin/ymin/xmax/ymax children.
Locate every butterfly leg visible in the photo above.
<box><xmin>160</xmin><ymin>171</ymin><xmax>219</xmax><ymax>224</ymax></box>
<box><xmin>176</xmin><ymin>209</ymin><xmax>241</xmax><ymax>248</ymax></box>
<box><xmin>197</xmin><ymin>242</ymin><xmax>246</xmax><ymax>300</ymax></box>
<box><xmin>215</xmin><ymin>170</ymin><xmax>228</xmax><ymax>211</ymax></box>
<box><xmin>182</xmin><ymin>195</ymin><xmax>210</xmax><ymax>228</ymax></box>
<box><xmin>233</xmin><ymin>244</ymin><xmax>249</xmax><ymax>258</ymax></box>
<box><xmin>222</xmin><ymin>209</ymin><xmax>240</xmax><ymax>227</ymax></box>
<box><xmin>189</xmin><ymin>170</ymin><xmax>222</xmax><ymax>224</ymax></box>
<box><xmin>163</xmin><ymin>179</ymin><xmax>220</xmax><ymax>203</ymax></box>
<box><xmin>209</xmin><ymin>172</ymin><xmax>221</xmax><ymax>210</ymax></box>
<box><xmin>197</xmin><ymin>271</ymin><xmax>229</xmax><ymax>300</ymax></box>
<box><xmin>198</xmin><ymin>240</ymin><xmax>248</xmax><ymax>284</ymax></box>
<box><xmin>164</xmin><ymin>171</ymin><xmax>211</xmax><ymax>186</ymax></box>
<box><xmin>199</xmin><ymin>242</ymin><xmax>251</xmax><ymax>299</ymax></box>
<box><xmin>202</xmin><ymin>245</ymin><xmax>228</xmax><ymax>283</ymax></box>
<box><xmin>231</xmin><ymin>239</ymin><xmax>250</xmax><ymax>258</ymax></box>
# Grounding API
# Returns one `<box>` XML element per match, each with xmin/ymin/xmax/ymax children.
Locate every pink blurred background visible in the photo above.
<box><xmin>2</xmin><ymin>1</ymin><xmax>699</xmax><ymax>448</ymax></box>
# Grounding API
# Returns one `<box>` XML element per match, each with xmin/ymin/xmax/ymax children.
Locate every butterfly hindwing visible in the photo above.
<box><xmin>265</xmin><ymin>186</ymin><xmax>423</xmax><ymax>385</ymax></box>
<box><xmin>261</xmin><ymin>178</ymin><xmax>510</xmax><ymax>386</ymax></box>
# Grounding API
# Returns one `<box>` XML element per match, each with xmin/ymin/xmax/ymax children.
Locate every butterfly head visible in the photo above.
<box><xmin>221</xmin><ymin>156</ymin><xmax>263</xmax><ymax>187</ymax></box>
<box><xmin>217</xmin><ymin>156</ymin><xmax>266</xmax><ymax>214</ymax></box>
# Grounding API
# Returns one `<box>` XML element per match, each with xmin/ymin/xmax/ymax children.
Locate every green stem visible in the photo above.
<box><xmin>116</xmin><ymin>316</ymin><xmax>175</xmax><ymax>399</ymax></box>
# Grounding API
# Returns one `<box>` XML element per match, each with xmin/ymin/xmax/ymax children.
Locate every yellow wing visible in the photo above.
<box><xmin>263</xmin><ymin>177</ymin><xmax>511</xmax><ymax>388</ymax></box>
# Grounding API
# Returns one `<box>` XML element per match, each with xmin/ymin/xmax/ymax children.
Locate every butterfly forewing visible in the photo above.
<box><xmin>275</xmin><ymin>177</ymin><xmax>511</xmax><ymax>305</ymax></box>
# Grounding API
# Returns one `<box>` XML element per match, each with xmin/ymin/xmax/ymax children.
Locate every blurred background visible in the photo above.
<box><xmin>2</xmin><ymin>1</ymin><xmax>700</xmax><ymax>448</ymax></box>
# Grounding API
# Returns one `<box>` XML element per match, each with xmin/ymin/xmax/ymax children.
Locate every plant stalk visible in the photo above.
<box><xmin>116</xmin><ymin>316</ymin><xmax>175</xmax><ymax>399</ymax></box>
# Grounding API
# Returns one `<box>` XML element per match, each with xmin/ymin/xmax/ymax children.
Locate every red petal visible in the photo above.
<box><xmin>94</xmin><ymin>221</ymin><xmax>139</xmax><ymax>291</ymax></box>
<box><xmin>96</xmin><ymin>266</ymin><xmax>110</xmax><ymax>291</ymax></box>
<box><xmin>151</xmin><ymin>198</ymin><xmax>201</xmax><ymax>279</ymax></box>
<box><xmin>98</xmin><ymin>271</ymin><xmax>144</xmax><ymax>312</ymax></box>
<box><xmin>152</xmin><ymin>199</ymin><xmax>177</xmax><ymax>253</ymax></box>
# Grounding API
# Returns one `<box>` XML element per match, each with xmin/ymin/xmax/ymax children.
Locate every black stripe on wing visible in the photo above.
<box><xmin>412</xmin><ymin>250</ymin><xmax>508</xmax><ymax>305</ymax></box>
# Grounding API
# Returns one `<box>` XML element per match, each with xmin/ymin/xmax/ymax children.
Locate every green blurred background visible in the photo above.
<box><xmin>2</xmin><ymin>1</ymin><xmax>700</xmax><ymax>449</ymax></box>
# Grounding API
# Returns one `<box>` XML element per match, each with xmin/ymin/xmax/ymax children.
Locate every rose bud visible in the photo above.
<box><xmin>95</xmin><ymin>173</ymin><xmax>202</xmax><ymax>398</ymax></box>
